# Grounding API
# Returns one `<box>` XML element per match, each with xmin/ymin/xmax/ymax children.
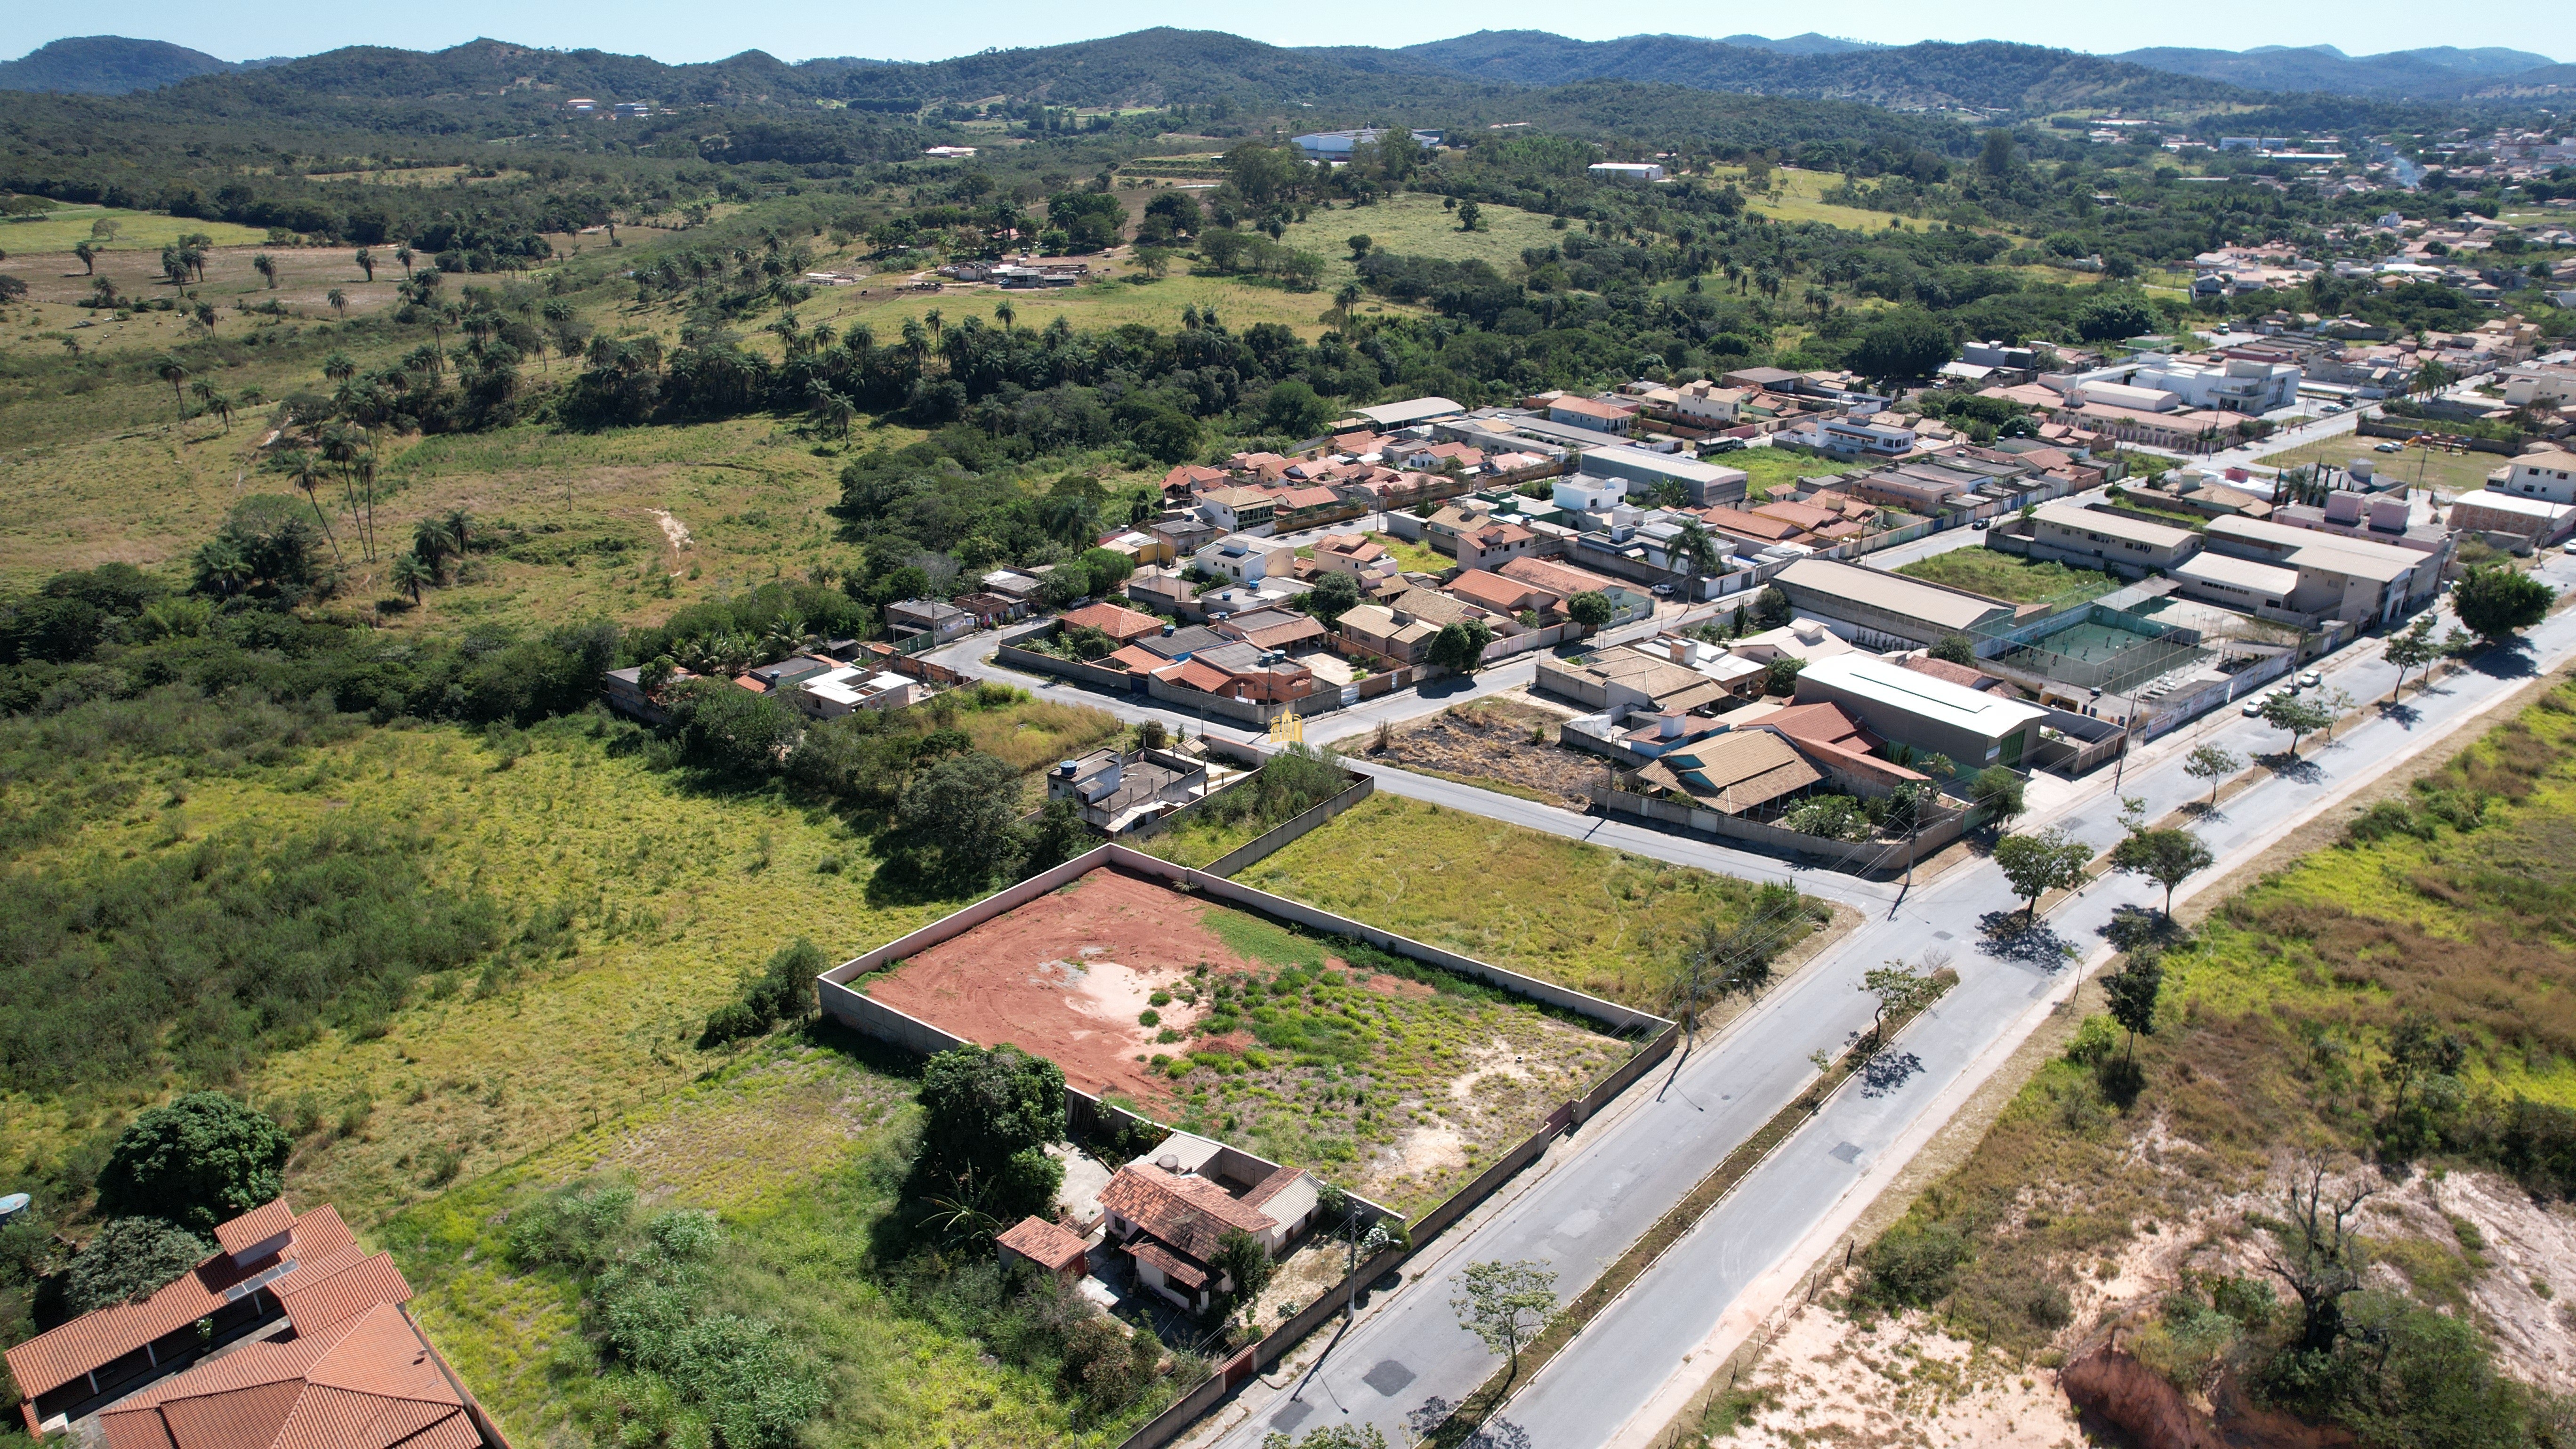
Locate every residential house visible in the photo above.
<box><xmin>1536</xmin><ymin>650</ymin><xmax>1735</xmax><ymax>715</ymax></box>
<box><xmin>1813</xmin><ymin>418</ymin><xmax>1918</xmax><ymax>459</ymax></box>
<box><xmin>996</xmin><ymin>1216</ymin><xmax>1089</xmax><ymax>1283</ymax></box>
<box><xmin>1310</xmin><ymin>532</ymin><xmax>1399</xmax><ymax>583</ymax></box>
<box><xmin>1586</xmin><ymin>161</ymin><xmax>1666</xmax><ymax>182</ymax></box>
<box><xmin>1792</xmin><ymin>653</ymin><xmax>2050</xmax><ymax>770</ymax></box>
<box><xmin>1728</xmin><ymin>700</ymin><xmax>1932</xmax><ymax>796</ymax></box>
<box><xmin>1209</xmin><ymin>606</ymin><xmax>1329</xmax><ymax>653</ymax></box>
<box><xmin>1445</xmin><ymin>568</ymin><xmax>1560</xmax><ymax>618</ymax></box>
<box><xmin>1337</xmin><ymin>603</ymin><xmax>1441</xmax><ymax>664</ymax></box>
<box><xmin>1546</xmin><ymin>395</ymin><xmax>1636</xmax><ymax>434</ymax></box>
<box><xmin>744</xmin><ymin>654</ymin><xmax>838</xmax><ymax>692</ymax></box>
<box><xmin>1199</xmin><ymin>486</ymin><xmax>1280</xmax><ymax>533</ymax></box>
<box><xmin>1195</xmin><ymin>536</ymin><xmax>1286</xmax><ymax>585</ymax></box>
<box><xmin>1046</xmin><ymin>747</ymin><xmax>1211</xmax><ymax>832</ymax></box>
<box><xmin>1700</xmin><ymin>506</ymin><xmax>1809</xmax><ymax>549</ymax></box>
<box><xmin>1728</xmin><ymin>617</ymin><xmax>1858</xmax><ymax>668</ymax></box>
<box><xmin>1096</xmin><ymin>530</ymin><xmax>1178</xmax><ymax>567</ymax></box>
<box><xmin>602</xmin><ymin>663</ymin><xmax>699</xmax><ymax>724</ymax></box>
<box><xmin>1131</xmin><ymin>624</ymin><xmax>1231</xmax><ymax>661</ymax></box>
<box><xmin>950</xmin><ymin>591</ymin><xmax>1029</xmax><ymax>628</ymax></box>
<box><xmin>1554</xmin><ymin>474</ymin><xmax>1630</xmax><ymax>513</ymax></box>
<box><xmin>1152</xmin><ymin>516</ymin><xmax>1223</xmax><ymax>556</ymax></box>
<box><xmin>5</xmin><ymin>1198</ymin><xmax>498</xmax><ymax>1447</ymax></box>
<box><xmin>1669</xmin><ymin>380</ymin><xmax>1749</xmax><ymax>428</ymax></box>
<box><xmin>1125</xmin><ymin>566</ymin><xmax>1196</xmax><ymax>616</ymax></box>
<box><xmin>1455</xmin><ymin>518</ymin><xmax>1540</xmax><ymax>572</ymax></box>
<box><xmin>1157</xmin><ymin>642</ymin><xmax>1318</xmax><ymax>704</ymax></box>
<box><xmin>1162</xmin><ymin>463</ymin><xmax>1231</xmax><ymax>499</ymax></box>
<box><xmin>1754</xmin><ymin>498</ymin><xmax>1868</xmax><ymax>542</ymax></box>
<box><xmin>1098</xmin><ymin>1135</ymin><xmax>1320</xmax><ymax>1312</ymax></box>
<box><xmin>2498</xmin><ymin>448</ymin><xmax>2576</xmax><ymax>504</ymax></box>
<box><xmin>885</xmin><ymin>598</ymin><xmax>973</xmax><ymax>642</ymax></box>
<box><xmin>791</xmin><ymin>667</ymin><xmax>922</xmax><ymax>717</ymax></box>
<box><xmin>1497</xmin><ymin>556</ymin><xmax>1654</xmax><ymax>624</ymax></box>
<box><xmin>981</xmin><ymin>569</ymin><xmax>1048</xmax><ymax>603</ymax></box>
<box><xmin>1771</xmin><ymin>558</ymin><xmax>2016</xmax><ymax>648</ymax></box>
<box><xmin>1057</xmin><ymin>601</ymin><xmax>1165</xmax><ymax>645</ymax></box>
<box><xmin>1634</xmin><ymin>730</ymin><xmax>1825</xmax><ymax>815</ymax></box>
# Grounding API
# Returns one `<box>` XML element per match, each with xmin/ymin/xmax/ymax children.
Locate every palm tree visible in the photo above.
<box><xmin>390</xmin><ymin>551</ymin><xmax>433</xmax><ymax>604</ymax></box>
<box><xmin>322</xmin><ymin>351</ymin><xmax>357</xmax><ymax>387</ymax></box>
<box><xmin>153</xmin><ymin>356</ymin><xmax>189</xmax><ymax>414</ymax></box>
<box><xmin>354</xmin><ymin>247</ymin><xmax>375</xmax><ymax>282</ymax></box>
<box><xmin>443</xmin><ymin>508</ymin><xmax>475</xmax><ymax>557</ymax></box>
<box><xmin>253</xmin><ymin>253</ymin><xmax>278</xmax><ymax>289</ymax></box>
<box><xmin>211</xmin><ymin>394</ymin><xmax>233</xmax><ymax>431</ymax></box>
<box><xmin>1669</xmin><ymin>519</ymin><xmax>1720</xmax><ymax>604</ymax></box>
<box><xmin>412</xmin><ymin>517</ymin><xmax>456</xmax><ymax>572</ymax></box>
<box><xmin>994</xmin><ymin>299</ymin><xmax>1016</xmax><ymax>332</ymax></box>
<box><xmin>328</xmin><ymin>289</ymin><xmax>348</xmax><ymax>319</ymax></box>
<box><xmin>394</xmin><ymin>246</ymin><xmax>414</xmax><ymax>279</ymax></box>
<box><xmin>282</xmin><ymin>450</ymin><xmax>342</xmax><ymax>563</ymax></box>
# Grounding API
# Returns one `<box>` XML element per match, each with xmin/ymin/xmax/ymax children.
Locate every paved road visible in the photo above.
<box><xmin>1199</xmin><ymin>549</ymin><xmax>2576</xmax><ymax>1449</ymax></box>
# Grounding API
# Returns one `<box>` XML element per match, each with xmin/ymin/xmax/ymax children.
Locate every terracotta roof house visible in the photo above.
<box><xmin>1311</xmin><ymin>533</ymin><xmax>1397</xmax><ymax>581</ymax></box>
<box><xmin>995</xmin><ymin>1217</ymin><xmax>1090</xmax><ymax>1281</ymax></box>
<box><xmin>1096</xmin><ymin>1135</ymin><xmax>1320</xmax><ymax>1312</ymax></box>
<box><xmin>1455</xmin><ymin>520</ymin><xmax>1538</xmax><ymax>572</ymax></box>
<box><xmin>1337</xmin><ymin>604</ymin><xmax>1439</xmax><ymax>664</ymax></box>
<box><xmin>7</xmin><ymin>1199</ymin><xmax>493</xmax><ymax>1446</ymax></box>
<box><xmin>1057</xmin><ymin>601</ymin><xmax>1164</xmax><ymax>644</ymax></box>
<box><xmin>1445</xmin><ymin>569</ymin><xmax>1558</xmax><ymax>616</ymax></box>
<box><xmin>97</xmin><ymin>1303</ymin><xmax>489</xmax><ymax>1449</ymax></box>
<box><xmin>1208</xmin><ymin>607</ymin><xmax>1328</xmax><ymax>653</ymax></box>
<box><xmin>1162</xmin><ymin>464</ymin><xmax>1230</xmax><ymax>497</ymax></box>
<box><xmin>1699</xmin><ymin>507</ymin><xmax>1806</xmax><ymax>545</ymax></box>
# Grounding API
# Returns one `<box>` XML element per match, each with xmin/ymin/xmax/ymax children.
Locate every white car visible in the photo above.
<box><xmin>2375</xmin><ymin>441</ymin><xmax>2405</xmax><ymax>454</ymax></box>
<box><xmin>2241</xmin><ymin>692</ymin><xmax>2271</xmax><ymax>716</ymax></box>
<box><xmin>2324</xmin><ymin>403</ymin><xmax>2348</xmax><ymax>414</ymax></box>
<box><xmin>2297</xmin><ymin>669</ymin><xmax>2322</xmax><ymax>688</ymax></box>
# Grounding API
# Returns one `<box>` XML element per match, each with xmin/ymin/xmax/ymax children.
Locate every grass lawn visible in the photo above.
<box><xmin>2254</xmin><ymin>433</ymin><xmax>2504</xmax><ymax>499</ymax></box>
<box><xmin>1895</xmin><ymin>548</ymin><xmax>2123</xmax><ymax>604</ymax></box>
<box><xmin>794</xmin><ymin>262</ymin><xmax>1388</xmax><ymax>343</ymax></box>
<box><xmin>1369</xmin><ymin>530</ymin><xmax>1451</xmax><ymax>573</ymax></box>
<box><xmin>1735</xmin><ymin>447</ymin><xmax>1861</xmax><ymax>501</ymax></box>
<box><xmin>1231</xmin><ymin>793</ymin><xmax>1806</xmax><ymax>1008</ymax></box>
<box><xmin>1276</xmin><ymin>192</ymin><xmax>1564</xmax><ymax>292</ymax></box>
<box><xmin>0</xmin><ymin>205</ymin><xmax>271</xmax><ymax>252</ymax></box>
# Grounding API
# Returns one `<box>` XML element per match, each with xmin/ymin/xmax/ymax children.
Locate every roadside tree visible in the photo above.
<box><xmin>2451</xmin><ymin>564</ymin><xmax>2552</xmax><ymax>648</ymax></box>
<box><xmin>2257</xmin><ymin>692</ymin><xmax>2333</xmax><ymax>757</ymax></box>
<box><xmin>2110</xmin><ymin>827</ymin><xmax>2214</xmax><ymax>917</ymax></box>
<box><xmin>1450</xmin><ymin>1259</ymin><xmax>1558</xmax><ymax>1383</ymax></box>
<box><xmin>1993</xmin><ymin>827</ymin><xmax>2090</xmax><ymax>921</ymax></box>
<box><xmin>2182</xmin><ymin>743</ymin><xmax>2241</xmax><ymax>806</ymax></box>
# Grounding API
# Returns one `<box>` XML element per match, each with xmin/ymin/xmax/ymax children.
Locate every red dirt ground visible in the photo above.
<box><xmin>869</xmin><ymin>868</ymin><xmax>1286</xmax><ymax>1106</ymax></box>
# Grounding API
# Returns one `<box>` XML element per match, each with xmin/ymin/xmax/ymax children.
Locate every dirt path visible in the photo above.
<box><xmin>651</xmin><ymin>507</ymin><xmax>691</xmax><ymax>565</ymax></box>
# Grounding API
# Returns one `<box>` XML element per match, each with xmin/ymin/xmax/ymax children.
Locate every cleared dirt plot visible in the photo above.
<box><xmin>860</xmin><ymin>866</ymin><xmax>1626</xmax><ymax>1212</ymax></box>
<box><xmin>1346</xmin><ymin>696</ymin><xmax>1605</xmax><ymax>808</ymax></box>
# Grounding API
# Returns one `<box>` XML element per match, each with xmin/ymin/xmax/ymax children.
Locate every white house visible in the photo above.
<box><xmin>1553</xmin><ymin>474</ymin><xmax>1629</xmax><ymax>512</ymax></box>
<box><xmin>1587</xmin><ymin>162</ymin><xmax>1666</xmax><ymax>183</ymax></box>
<box><xmin>2498</xmin><ymin>449</ymin><xmax>2576</xmax><ymax>505</ymax></box>
<box><xmin>1195</xmin><ymin>536</ymin><xmax>1285</xmax><ymax>585</ymax></box>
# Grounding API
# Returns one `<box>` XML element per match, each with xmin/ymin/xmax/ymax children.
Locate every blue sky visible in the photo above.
<box><xmin>6</xmin><ymin>0</ymin><xmax>2564</xmax><ymax>68</ymax></box>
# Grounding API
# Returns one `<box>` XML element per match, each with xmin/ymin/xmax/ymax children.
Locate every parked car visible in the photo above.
<box><xmin>2297</xmin><ymin>669</ymin><xmax>2322</xmax><ymax>688</ymax></box>
<box><xmin>1972</xmin><ymin>518</ymin><xmax>1991</xmax><ymax>531</ymax></box>
<box><xmin>1650</xmin><ymin>582</ymin><xmax>1674</xmax><ymax>596</ymax></box>
<box><xmin>2323</xmin><ymin>403</ymin><xmax>2348</xmax><ymax>414</ymax></box>
<box><xmin>2375</xmin><ymin>441</ymin><xmax>2405</xmax><ymax>454</ymax></box>
<box><xmin>2242</xmin><ymin>692</ymin><xmax>2272</xmax><ymax>716</ymax></box>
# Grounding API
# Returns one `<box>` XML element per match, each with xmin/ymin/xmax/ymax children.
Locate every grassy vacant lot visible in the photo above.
<box><xmin>1736</xmin><ymin>447</ymin><xmax>1862</xmax><ymax>501</ymax></box>
<box><xmin>381</xmin><ymin>1037</ymin><xmax>1170</xmax><ymax>1449</ymax></box>
<box><xmin>1368</xmin><ymin>529</ymin><xmax>1451</xmax><ymax>573</ymax></box>
<box><xmin>0</xmin><ymin>205</ymin><xmax>271</xmax><ymax>251</ymax></box>
<box><xmin>1847</xmin><ymin>676</ymin><xmax>2576</xmax><ymax>1397</ymax></box>
<box><xmin>1277</xmin><ymin>191</ymin><xmax>1565</xmax><ymax>291</ymax></box>
<box><xmin>793</xmin><ymin>263</ymin><xmax>1373</xmax><ymax>343</ymax></box>
<box><xmin>1895</xmin><ymin>547</ymin><xmax>2124</xmax><ymax>604</ymax></box>
<box><xmin>1233</xmin><ymin>793</ymin><xmax>1803</xmax><ymax>1008</ymax></box>
<box><xmin>2257</xmin><ymin>432</ymin><xmax>2503</xmax><ymax>499</ymax></box>
<box><xmin>1150</xmin><ymin>905</ymin><xmax>1624</xmax><ymax>1212</ymax></box>
<box><xmin>1702</xmin><ymin>166</ymin><xmax>1893</xmax><ymax>233</ymax></box>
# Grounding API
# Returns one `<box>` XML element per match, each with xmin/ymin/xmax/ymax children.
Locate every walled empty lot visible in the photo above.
<box><xmin>857</xmin><ymin>864</ymin><xmax>1624</xmax><ymax>1211</ymax></box>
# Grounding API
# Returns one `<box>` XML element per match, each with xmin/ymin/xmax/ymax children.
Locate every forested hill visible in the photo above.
<box><xmin>0</xmin><ymin>36</ymin><xmax>245</xmax><ymax>95</ymax></box>
<box><xmin>1384</xmin><ymin>32</ymin><xmax>2244</xmax><ymax>113</ymax></box>
<box><xmin>2108</xmin><ymin>43</ymin><xmax>2562</xmax><ymax>97</ymax></box>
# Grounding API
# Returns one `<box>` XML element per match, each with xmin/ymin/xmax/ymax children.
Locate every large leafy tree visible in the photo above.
<box><xmin>2450</xmin><ymin>564</ymin><xmax>2551</xmax><ymax>647</ymax></box>
<box><xmin>895</xmin><ymin>751</ymin><xmax>1027</xmax><ymax>885</ymax></box>
<box><xmin>1993</xmin><ymin>827</ymin><xmax>2090</xmax><ymax>921</ymax></box>
<box><xmin>916</xmin><ymin>1045</ymin><xmax>1066</xmax><ymax>1220</ymax></box>
<box><xmin>95</xmin><ymin>1092</ymin><xmax>292</xmax><ymax>1234</ymax></box>
<box><xmin>1849</xmin><ymin>309</ymin><xmax>1955</xmax><ymax>381</ymax></box>
<box><xmin>64</xmin><ymin>1218</ymin><xmax>215</xmax><ymax>1313</ymax></box>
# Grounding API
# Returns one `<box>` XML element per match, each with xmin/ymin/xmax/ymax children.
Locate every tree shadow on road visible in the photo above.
<box><xmin>2260</xmin><ymin>752</ymin><xmax>2326</xmax><ymax>785</ymax></box>
<box><xmin>2100</xmin><ymin>904</ymin><xmax>2191</xmax><ymax>954</ymax></box>
<box><xmin>2375</xmin><ymin>700</ymin><xmax>2423</xmax><ymax>730</ymax></box>
<box><xmin>2463</xmin><ymin>644</ymin><xmax>2536</xmax><ymax>681</ymax></box>
<box><xmin>1977</xmin><ymin>910</ymin><xmax>2080</xmax><ymax>969</ymax></box>
<box><xmin>1858</xmin><ymin>1049</ymin><xmax>1924</xmax><ymax>1098</ymax></box>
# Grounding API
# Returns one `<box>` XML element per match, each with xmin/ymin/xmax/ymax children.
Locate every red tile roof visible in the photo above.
<box><xmin>273</xmin><ymin>1252</ymin><xmax>414</xmax><ymax>1337</ymax></box>
<box><xmin>1445</xmin><ymin>569</ymin><xmax>1548</xmax><ymax>614</ymax></box>
<box><xmin>7</xmin><ymin>1202</ymin><xmax>358</xmax><ymax>1404</ymax></box>
<box><xmin>214</xmin><ymin>1201</ymin><xmax>294</xmax><ymax>1258</ymax></box>
<box><xmin>996</xmin><ymin>1217</ymin><xmax>1088</xmax><ymax>1273</ymax></box>
<box><xmin>1127</xmin><ymin>1239</ymin><xmax>1207</xmax><ymax>1290</ymax></box>
<box><xmin>1057</xmin><ymin>602</ymin><xmax>1162</xmax><ymax>641</ymax></box>
<box><xmin>1098</xmin><ymin>1165</ymin><xmax>1275</xmax><ymax>1264</ymax></box>
<box><xmin>97</xmin><ymin>1304</ymin><xmax>480</xmax><ymax>1449</ymax></box>
<box><xmin>1240</xmin><ymin>1167</ymin><xmax>1306</xmax><ymax>1210</ymax></box>
<box><xmin>1154</xmin><ymin>660</ymin><xmax>1235</xmax><ymax>695</ymax></box>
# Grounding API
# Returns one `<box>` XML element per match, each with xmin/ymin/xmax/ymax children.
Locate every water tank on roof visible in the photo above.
<box><xmin>1157</xmin><ymin>1153</ymin><xmax>1181</xmax><ymax>1173</ymax></box>
<box><xmin>0</xmin><ymin>1194</ymin><xmax>26</xmax><ymax>1224</ymax></box>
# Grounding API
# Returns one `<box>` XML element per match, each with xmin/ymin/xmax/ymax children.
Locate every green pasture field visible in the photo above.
<box><xmin>0</xmin><ymin>205</ymin><xmax>270</xmax><ymax>251</ymax></box>
<box><xmin>1275</xmin><ymin>191</ymin><xmax>1566</xmax><ymax>290</ymax></box>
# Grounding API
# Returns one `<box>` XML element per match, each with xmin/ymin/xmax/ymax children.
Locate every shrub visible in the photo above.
<box><xmin>1855</xmin><ymin>1222</ymin><xmax>1968</xmax><ymax>1310</ymax></box>
<box><xmin>700</xmin><ymin>938</ymin><xmax>825</xmax><ymax>1046</ymax></box>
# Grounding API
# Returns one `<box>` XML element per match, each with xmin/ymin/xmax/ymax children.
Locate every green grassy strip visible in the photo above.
<box><xmin>1422</xmin><ymin>977</ymin><xmax>1957</xmax><ymax>1448</ymax></box>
